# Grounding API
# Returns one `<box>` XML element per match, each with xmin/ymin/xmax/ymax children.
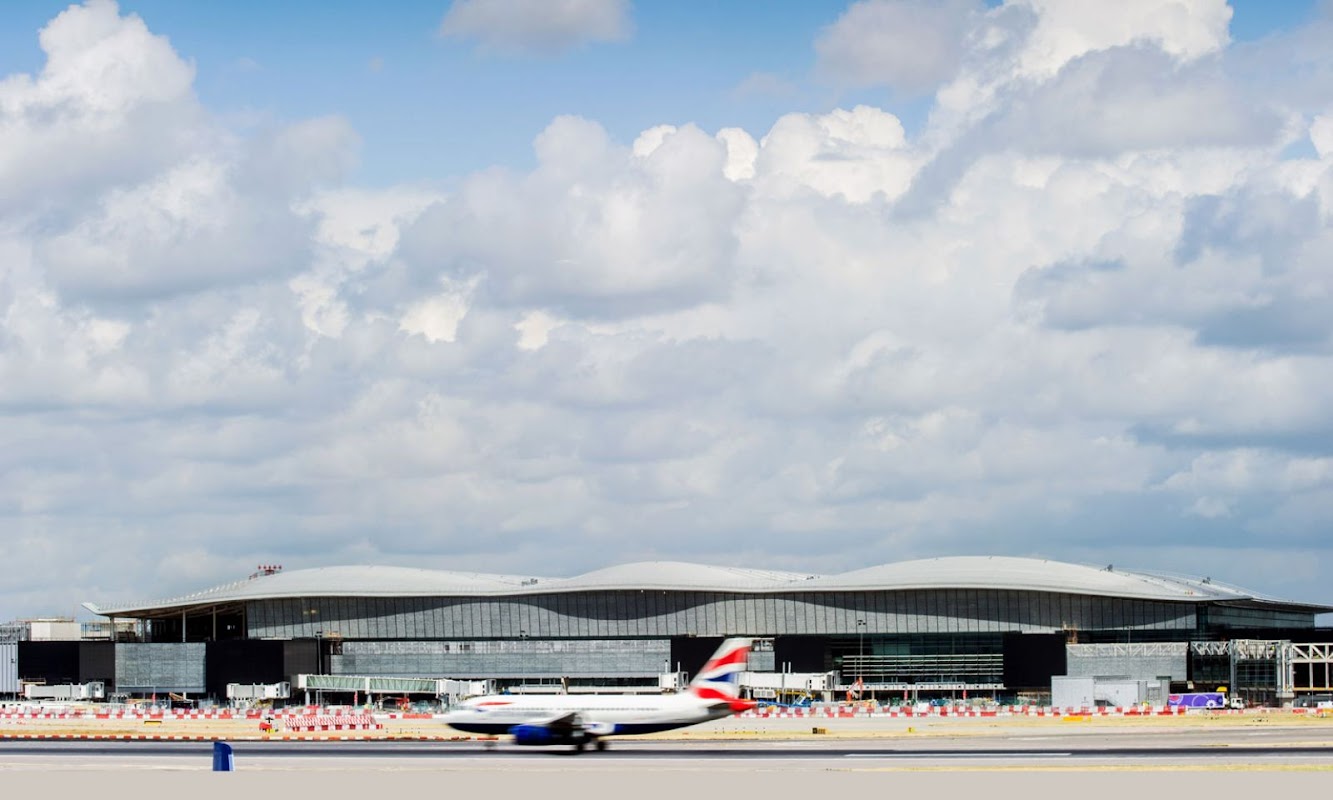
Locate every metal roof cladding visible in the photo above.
<box><xmin>86</xmin><ymin>555</ymin><xmax>1333</xmax><ymax>616</ymax></box>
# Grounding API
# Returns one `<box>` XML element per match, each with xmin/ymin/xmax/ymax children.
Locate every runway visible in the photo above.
<box><xmin>3</xmin><ymin>727</ymin><xmax>1332</xmax><ymax>767</ymax></box>
<box><xmin>3</xmin><ymin>720</ymin><xmax>1331</xmax><ymax>799</ymax></box>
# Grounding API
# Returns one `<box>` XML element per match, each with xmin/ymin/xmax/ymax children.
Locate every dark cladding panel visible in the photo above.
<box><xmin>284</xmin><ymin>639</ymin><xmax>319</xmax><ymax>679</ymax></box>
<box><xmin>78</xmin><ymin>642</ymin><xmax>116</xmax><ymax>684</ymax></box>
<box><xmin>670</xmin><ymin>636</ymin><xmax>724</xmax><ymax>680</ymax></box>
<box><xmin>1002</xmin><ymin>632</ymin><xmax>1067</xmax><ymax>691</ymax></box>
<box><xmin>1212</xmin><ymin>626</ymin><xmax>1333</xmax><ymax>643</ymax></box>
<box><xmin>774</xmin><ymin>636</ymin><xmax>830</xmax><ymax>673</ymax></box>
<box><xmin>205</xmin><ymin>640</ymin><xmax>287</xmax><ymax>700</ymax></box>
<box><xmin>17</xmin><ymin>642</ymin><xmax>80</xmax><ymax>685</ymax></box>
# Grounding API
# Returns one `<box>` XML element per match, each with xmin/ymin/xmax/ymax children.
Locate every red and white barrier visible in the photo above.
<box><xmin>283</xmin><ymin>714</ymin><xmax>381</xmax><ymax>732</ymax></box>
<box><xmin>736</xmin><ymin>704</ymin><xmax>1234</xmax><ymax>719</ymax></box>
<box><xmin>2</xmin><ymin>703</ymin><xmax>1273</xmax><ymax>724</ymax></box>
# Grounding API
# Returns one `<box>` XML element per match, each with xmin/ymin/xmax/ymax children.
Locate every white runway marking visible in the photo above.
<box><xmin>844</xmin><ymin>752</ymin><xmax>1074</xmax><ymax>759</ymax></box>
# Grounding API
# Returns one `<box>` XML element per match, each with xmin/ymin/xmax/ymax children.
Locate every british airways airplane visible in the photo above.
<box><xmin>442</xmin><ymin>638</ymin><xmax>755</xmax><ymax>752</ymax></box>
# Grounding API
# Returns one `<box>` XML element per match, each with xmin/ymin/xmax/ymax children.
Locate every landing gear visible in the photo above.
<box><xmin>594</xmin><ymin>739</ymin><xmax>608</xmax><ymax>752</ymax></box>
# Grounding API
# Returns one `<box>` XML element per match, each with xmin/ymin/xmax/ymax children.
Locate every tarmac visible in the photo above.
<box><xmin>3</xmin><ymin>708</ymin><xmax>1332</xmax><ymax>798</ymax></box>
<box><xmin>3</xmin><ymin>704</ymin><xmax>1332</xmax><ymax>742</ymax></box>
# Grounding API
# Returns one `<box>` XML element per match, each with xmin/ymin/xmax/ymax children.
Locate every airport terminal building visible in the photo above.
<box><xmin>8</xmin><ymin>557</ymin><xmax>1332</xmax><ymax>706</ymax></box>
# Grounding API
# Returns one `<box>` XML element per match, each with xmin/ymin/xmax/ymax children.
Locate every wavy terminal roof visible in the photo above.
<box><xmin>88</xmin><ymin>556</ymin><xmax>1332</xmax><ymax>617</ymax></box>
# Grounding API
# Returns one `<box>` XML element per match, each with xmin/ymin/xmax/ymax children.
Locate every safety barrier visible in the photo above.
<box><xmin>283</xmin><ymin>714</ymin><xmax>381</xmax><ymax>732</ymax></box>
<box><xmin>3</xmin><ymin>703</ymin><xmax>1295</xmax><ymax>723</ymax></box>
<box><xmin>0</xmin><ymin>705</ymin><xmax>357</xmax><ymax>721</ymax></box>
<box><xmin>737</xmin><ymin>705</ymin><xmax>1219</xmax><ymax>719</ymax></box>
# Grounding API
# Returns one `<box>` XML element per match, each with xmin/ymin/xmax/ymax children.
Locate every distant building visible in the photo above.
<box><xmin>0</xmin><ymin>620</ymin><xmax>26</xmax><ymax>644</ymax></box>
<box><xmin>2</xmin><ymin>618</ymin><xmax>81</xmax><ymax>642</ymax></box>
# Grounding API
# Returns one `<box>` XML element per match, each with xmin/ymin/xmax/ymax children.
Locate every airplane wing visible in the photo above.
<box><xmin>533</xmin><ymin>711</ymin><xmax>583</xmax><ymax>731</ymax></box>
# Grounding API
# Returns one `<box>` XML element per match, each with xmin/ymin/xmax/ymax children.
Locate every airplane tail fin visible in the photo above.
<box><xmin>688</xmin><ymin>638</ymin><xmax>754</xmax><ymax>711</ymax></box>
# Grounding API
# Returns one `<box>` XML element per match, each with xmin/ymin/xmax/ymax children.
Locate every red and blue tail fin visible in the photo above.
<box><xmin>688</xmin><ymin>638</ymin><xmax>754</xmax><ymax>711</ymax></box>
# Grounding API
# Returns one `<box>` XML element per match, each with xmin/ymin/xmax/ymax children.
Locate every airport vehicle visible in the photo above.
<box><xmin>442</xmin><ymin>638</ymin><xmax>755</xmax><ymax>751</ymax></box>
<box><xmin>1168</xmin><ymin>691</ymin><xmax>1244</xmax><ymax>709</ymax></box>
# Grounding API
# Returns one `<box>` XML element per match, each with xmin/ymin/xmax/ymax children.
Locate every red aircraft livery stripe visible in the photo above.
<box><xmin>704</xmin><ymin>647</ymin><xmax>748</xmax><ymax>670</ymax></box>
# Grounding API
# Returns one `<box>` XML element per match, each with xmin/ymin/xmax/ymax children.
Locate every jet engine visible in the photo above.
<box><xmin>510</xmin><ymin>723</ymin><xmax>592</xmax><ymax>747</ymax></box>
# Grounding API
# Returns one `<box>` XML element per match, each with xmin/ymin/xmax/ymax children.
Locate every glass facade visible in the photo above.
<box><xmin>1199</xmin><ymin>605</ymin><xmax>1312</xmax><ymax>629</ymax></box>
<box><xmin>837</xmin><ymin>634</ymin><xmax>1007</xmax><ymax>684</ymax></box>
<box><xmin>114</xmin><ymin>642</ymin><xmax>206</xmax><ymax>693</ymax></box>
<box><xmin>335</xmin><ymin>638</ymin><xmax>671</xmax><ymax>679</ymax></box>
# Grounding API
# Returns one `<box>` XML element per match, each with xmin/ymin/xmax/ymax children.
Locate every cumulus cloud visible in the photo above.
<box><xmin>815</xmin><ymin>0</ymin><xmax>983</xmax><ymax>94</ymax></box>
<box><xmin>0</xmin><ymin>2</ymin><xmax>360</xmax><ymax>306</ymax></box>
<box><xmin>990</xmin><ymin>46</ymin><xmax>1282</xmax><ymax>157</ymax></box>
<box><xmin>1011</xmin><ymin>0</ymin><xmax>1231</xmax><ymax>79</ymax></box>
<box><xmin>6</xmin><ymin>0</ymin><xmax>1333</xmax><ymax>619</ymax></box>
<box><xmin>439</xmin><ymin>0</ymin><xmax>632</xmax><ymax>56</ymax></box>
<box><xmin>753</xmin><ymin>106</ymin><xmax>917</xmax><ymax>202</ymax></box>
<box><xmin>0</xmin><ymin>0</ymin><xmax>203</xmax><ymax>217</ymax></box>
<box><xmin>395</xmin><ymin>117</ymin><xmax>746</xmax><ymax>317</ymax></box>
<box><xmin>927</xmin><ymin>0</ymin><xmax>1235</xmax><ymax>148</ymax></box>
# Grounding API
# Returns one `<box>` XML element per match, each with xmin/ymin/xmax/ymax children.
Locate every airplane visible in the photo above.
<box><xmin>441</xmin><ymin>637</ymin><xmax>755</xmax><ymax>752</ymax></box>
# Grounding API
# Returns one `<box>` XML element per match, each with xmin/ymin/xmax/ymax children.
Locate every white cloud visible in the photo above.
<box><xmin>515</xmin><ymin>310</ymin><xmax>561</xmax><ymax>350</ymax></box>
<box><xmin>928</xmin><ymin>0</ymin><xmax>1236</xmax><ymax>151</ymax></box>
<box><xmin>0</xmin><ymin>2</ymin><xmax>359</xmax><ymax>305</ymax></box>
<box><xmin>815</xmin><ymin>0</ymin><xmax>983</xmax><ymax>93</ymax></box>
<box><xmin>990</xmin><ymin>47</ymin><xmax>1281</xmax><ymax>157</ymax></box>
<box><xmin>439</xmin><ymin>0</ymin><xmax>632</xmax><ymax>56</ymax></box>
<box><xmin>36</xmin><ymin>155</ymin><xmax>307</xmax><ymax>301</ymax></box>
<box><xmin>1165</xmin><ymin>450</ymin><xmax>1333</xmax><ymax>495</ymax></box>
<box><xmin>291</xmin><ymin>186</ymin><xmax>443</xmax><ymax>338</ymax></box>
<box><xmin>6</xmin><ymin>0</ymin><xmax>1333</xmax><ymax>618</ymax></box>
<box><xmin>400</xmin><ymin>280</ymin><xmax>475</xmax><ymax>343</ymax></box>
<box><xmin>753</xmin><ymin>105</ymin><xmax>917</xmax><ymax>203</ymax></box>
<box><xmin>0</xmin><ymin>0</ymin><xmax>203</xmax><ymax>216</ymax></box>
<box><xmin>1014</xmin><ymin>0</ymin><xmax>1232</xmax><ymax>78</ymax></box>
<box><xmin>716</xmin><ymin>127</ymin><xmax>759</xmax><ymax>182</ymax></box>
<box><xmin>395</xmin><ymin>116</ymin><xmax>746</xmax><ymax>317</ymax></box>
<box><xmin>1312</xmin><ymin>114</ymin><xmax>1333</xmax><ymax>158</ymax></box>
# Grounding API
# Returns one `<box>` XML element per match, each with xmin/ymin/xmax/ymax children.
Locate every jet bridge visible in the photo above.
<box><xmin>295</xmin><ymin>674</ymin><xmax>493</xmax><ymax>706</ymax></box>
<box><xmin>1190</xmin><ymin>640</ymin><xmax>1333</xmax><ymax>706</ymax></box>
<box><xmin>740</xmin><ymin>670</ymin><xmax>838</xmax><ymax>703</ymax></box>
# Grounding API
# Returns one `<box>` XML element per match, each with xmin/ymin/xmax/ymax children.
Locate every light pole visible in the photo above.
<box><xmin>315</xmin><ymin>630</ymin><xmax>323</xmax><ymax>707</ymax></box>
<box><xmin>856</xmin><ymin>619</ymin><xmax>867</xmax><ymax>696</ymax></box>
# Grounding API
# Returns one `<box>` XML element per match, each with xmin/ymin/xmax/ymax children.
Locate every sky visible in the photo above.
<box><xmin>2</xmin><ymin>0</ymin><xmax>1333</xmax><ymax>623</ymax></box>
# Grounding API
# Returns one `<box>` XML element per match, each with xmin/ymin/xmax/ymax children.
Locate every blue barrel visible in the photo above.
<box><xmin>212</xmin><ymin>741</ymin><xmax>235</xmax><ymax>772</ymax></box>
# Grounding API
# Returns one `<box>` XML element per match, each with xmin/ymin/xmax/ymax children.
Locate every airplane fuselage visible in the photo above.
<box><xmin>445</xmin><ymin>692</ymin><xmax>737</xmax><ymax>736</ymax></box>
<box><xmin>442</xmin><ymin>637</ymin><xmax>755</xmax><ymax>748</ymax></box>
